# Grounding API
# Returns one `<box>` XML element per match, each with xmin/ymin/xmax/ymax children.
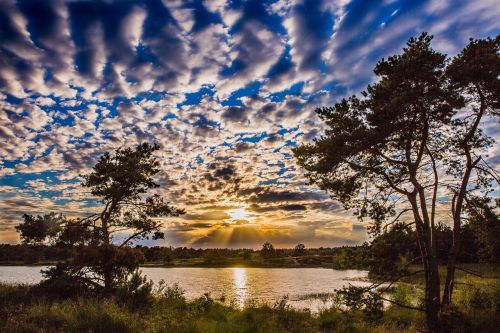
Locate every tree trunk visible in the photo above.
<box><xmin>101</xmin><ymin>201</ymin><xmax>114</xmax><ymax>293</ymax></box>
<box><xmin>103</xmin><ymin>263</ymin><xmax>113</xmax><ymax>292</ymax></box>
<box><xmin>442</xmin><ymin>207</ymin><xmax>460</xmax><ymax>307</ymax></box>
<box><xmin>410</xmin><ymin>193</ymin><xmax>441</xmax><ymax>332</ymax></box>
<box><xmin>102</xmin><ymin>243</ymin><xmax>114</xmax><ymax>293</ymax></box>
<box><xmin>442</xmin><ymin>150</ymin><xmax>478</xmax><ymax>306</ymax></box>
<box><xmin>426</xmin><ymin>252</ymin><xmax>441</xmax><ymax>332</ymax></box>
<box><xmin>420</xmin><ymin>225</ymin><xmax>441</xmax><ymax>332</ymax></box>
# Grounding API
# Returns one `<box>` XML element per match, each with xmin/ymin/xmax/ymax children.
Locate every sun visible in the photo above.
<box><xmin>227</xmin><ymin>208</ymin><xmax>249</xmax><ymax>220</ymax></box>
<box><xmin>226</xmin><ymin>205</ymin><xmax>254</xmax><ymax>222</ymax></box>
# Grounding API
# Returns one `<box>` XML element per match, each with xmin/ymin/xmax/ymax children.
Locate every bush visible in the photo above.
<box><xmin>116</xmin><ymin>271</ymin><xmax>154</xmax><ymax>309</ymax></box>
<box><xmin>161</xmin><ymin>282</ymin><xmax>186</xmax><ymax>302</ymax></box>
<box><xmin>191</xmin><ymin>293</ymin><xmax>215</xmax><ymax>313</ymax></box>
<box><xmin>32</xmin><ymin>269</ymin><xmax>95</xmax><ymax>300</ymax></box>
<box><xmin>391</xmin><ymin>284</ymin><xmax>413</xmax><ymax>307</ymax></box>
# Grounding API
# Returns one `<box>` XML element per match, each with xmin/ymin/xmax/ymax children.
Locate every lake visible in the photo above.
<box><xmin>0</xmin><ymin>266</ymin><xmax>370</xmax><ymax>312</ymax></box>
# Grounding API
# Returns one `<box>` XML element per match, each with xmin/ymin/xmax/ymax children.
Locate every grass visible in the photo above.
<box><xmin>0</xmin><ymin>265</ymin><xmax>498</xmax><ymax>332</ymax></box>
<box><xmin>0</xmin><ymin>284</ymin><xmax>421</xmax><ymax>333</ymax></box>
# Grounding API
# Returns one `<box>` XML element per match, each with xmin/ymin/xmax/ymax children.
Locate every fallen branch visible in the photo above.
<box><xmin>366</xmin><ymin>289</ymin><xmax>426</xmax><ymax>312</ymax></box>
<box><xmin>456</xmin><ymin>266</ymin><xmax>483</xmax><ymax>278</ymax></box>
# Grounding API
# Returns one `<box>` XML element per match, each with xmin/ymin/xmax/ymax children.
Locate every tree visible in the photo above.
<box><xmin>239</xmin><ymin>249</ymin><xmax>252</xmax><ymax>261</ymax></box>
<box><xmin>293</xmin><ymin>243</ymin><xmax>306</xmax><ymax>256</ymax></box>
<box><xmin>465</xmin><ymin>196</ymin><xmax>500</xmax><ymax>263</ymax></box>
<box><xmin>441</xmin><ymin>36</ymin><xmax>500</xmax><ymax>306</ymax></box>
<box><xmin>368</xmin><ymin>223</ymin><xmax>416</xmax><ymax>279</ymax></box>
<box><xmin>16</xmin><ymin>143</ymin><xmax>185</xmax><ymax>293</ymax></box>
<box><xmin>332</xmin><ymin>244</ymin><xmax>370</xmax><ymax>270</ymax></box>
<box><xmin>160</xmin><ymin>246</ymin><xmax>175</xmax><ymax>266</ymax></box>
<box><xmin>261</xmin><ymin>242</ymin><xmax>275</xmax><ymax>258</ymax></box>
<box><xmin>293</xmin><ymin>33</ymin><xmax>499</xmax><ymax>331</ymax></box>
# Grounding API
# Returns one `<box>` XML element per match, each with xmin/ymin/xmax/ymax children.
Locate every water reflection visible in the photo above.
<box><xmin>0</xmin><ymin>266</ymin><xmax>370</xmax><ymax>313</ymax></box>
<box><xmin>232</xmin><ymin>268</ymin><xmax>247</xmax><ymax>307</ymax></box>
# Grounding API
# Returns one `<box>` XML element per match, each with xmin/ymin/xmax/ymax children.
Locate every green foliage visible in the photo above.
<box><xmin>15</xmin><ymin>213</ymin><xmax>64</xmax><ymax>245</ymax></box>
<box><xmin>368</xmin><ymin>223</ymin><xmax>415</xmax><ymax>279</ymax></box>
<box><xmin>391</xmin><ymin>284</ymin><xmax>413</xmax><ymax>308</ymax></box>
<box><xmin>332</xmin><ymin>244</ymin><xmax>370</xmax><ymax>270</ymax></box>
<box><xmin>335</xmin><ymin>285</ymin><xmax>384</xmax><ymax>322</ymax></box>
<box><xmin>204</xmin><ymin>250</ymin><xmax>229</xmax><ymax>265</ymax></box>
<box><xmin>447</xmin><ymin>36</ymin><xmax>500</xmax><ymax>116</ymax></box>
<box><xmin>239</xmin><ymin>249</ymin><xmax>252</xmax><ymax>261</ymax></box>
<box><xmin>160</xmin><ymin>283</ymin><xmax>186</xmax><ymax>303</ymax></box>
<box><xmin>465</xmin><ymin>196</ymin><xmax>500</xmax><ymax>263</ymax></box>
<box><xmin>191</xmin><ymin>293</ymin><xmax>215</xmax><ymax>313</ymax></box>
<box><xmin>116</xmin><ymin>271</ymin><xmax>155</xmax><ymax>309</ymax></box>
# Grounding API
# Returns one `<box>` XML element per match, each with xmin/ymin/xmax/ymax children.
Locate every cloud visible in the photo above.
<box><xmin>216</xmin><ymin>20</ymin><xmax>285</xmax><ymax>99</ymax></box>
<box><xmin>0</xmin><ymin>0</ymin><xmax>498</xmax><ymax>247</ymax></box>
<box><xmin>241</xmin><ymin>186</ymin><xmax>328</xmax><ymax>204</ymax></box>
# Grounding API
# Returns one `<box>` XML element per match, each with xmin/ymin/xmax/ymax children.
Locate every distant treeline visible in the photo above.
<box><xmin>0</xmin><ymin>243</ymin><xmax>346</xmax><ymax>267</ymax></box>
<box><xmin>333</xmin><ymin>222</ymin><xmax>499</xmax><ymax>278</ymax></box>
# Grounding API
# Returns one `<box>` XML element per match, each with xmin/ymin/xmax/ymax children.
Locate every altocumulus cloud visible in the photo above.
<box><xmin>0</xmin><ymin>0</ymin><xmax>499</xmax><ymax>247</ymax></box>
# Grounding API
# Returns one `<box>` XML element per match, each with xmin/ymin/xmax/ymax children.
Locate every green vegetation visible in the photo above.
<box><xmin>1</xmin><ymin>265</ymin><xmax>498</xmax><ymax>332</ymax></box>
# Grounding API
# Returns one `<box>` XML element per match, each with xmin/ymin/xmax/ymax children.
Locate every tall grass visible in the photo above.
<box><xmin>0</xmin><ymin>265</ymin><xmax>498</xmax><ymax>332</ymax></box>
<box><xmin>0</xmin><ymin>283</ymin><xmax>417</xmax><ymax>333</ymax></box>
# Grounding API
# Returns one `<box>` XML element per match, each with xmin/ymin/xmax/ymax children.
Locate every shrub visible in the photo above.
<box><xmin>116</xmin><ymin>271</ymin><xmax>154</xmax><ymax>309</ymax></box>
<box><xmin>391</xmin><ymin>284</ymin><xmax>413</xmax><ymax>307</ymax></box>
<box><xmin>161</xmin><ymin>282</ymin><xmax>186</xmax><ymax>302</ymax></box>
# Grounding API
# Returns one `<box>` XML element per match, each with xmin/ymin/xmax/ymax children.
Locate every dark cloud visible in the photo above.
<box><xmin>241</xmin><ymin>186</ymin><xmax>328</xmax><ymax>204</ymax></box>
<box><xmin>183</xmin><ymin>210</ymin><xmax>230</xmax><ymax>221</ymax></box>
<box><xmin>200</xmin><ymin>161</ymin><xmax>242</xmax><ymax>193</ymax></box>
<box><xmin>352</xmin><ymin>224</ymin><xmax>366</xmax><ymax>232</ymax></box>
<box><xmin>221</xmin><ymin>106</ymin><xmax>249</xmax><ymax>124</ymax></box>
<box><xmin>310</xmin><ymin>201</ymin><xmax>341</xmax><ymax>212</ymax></box>
<box><xmin>281</xmin><ymin>204</ymin><xmax>307</xmax><ymax>211</ymax></box>
<box><xmin>249</xmin><ymin>203</ymin><xmax>307</xmax><ymax>212</ymax></box>
<box><xmin>233</xmin><ymin>141</ymin><xmax>254</xmax><ymax>153</ymax></box>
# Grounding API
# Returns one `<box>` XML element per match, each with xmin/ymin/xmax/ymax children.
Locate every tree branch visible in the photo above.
<box><xmin>119</xmin><ymin>227</ymin><xmax>158</xmax><ymax>247</ymax></box>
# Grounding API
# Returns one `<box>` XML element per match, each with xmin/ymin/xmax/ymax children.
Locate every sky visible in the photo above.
<box><xmin>0</xmin><ymin>0</ymin><xmax>499</xmax><ymax>248</ymax></box>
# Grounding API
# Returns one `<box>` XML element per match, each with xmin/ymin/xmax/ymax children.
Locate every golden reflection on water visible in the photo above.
<box><xmin>233</xmin><ymin>267</ymin><xmax>247</xmax><ymax>307</ymax></box>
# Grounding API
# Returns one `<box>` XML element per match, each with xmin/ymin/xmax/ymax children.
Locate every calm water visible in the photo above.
<box><xmin>0</xmin><ymin>266</ymin><xmax>369</xmax><ymax>312</ymax></box>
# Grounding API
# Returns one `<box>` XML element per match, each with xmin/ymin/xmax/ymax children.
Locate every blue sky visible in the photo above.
<box><xmin>0</xmin><ymin>0</ymin><xmax>499</xmax><ymax>247</ymax></box>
